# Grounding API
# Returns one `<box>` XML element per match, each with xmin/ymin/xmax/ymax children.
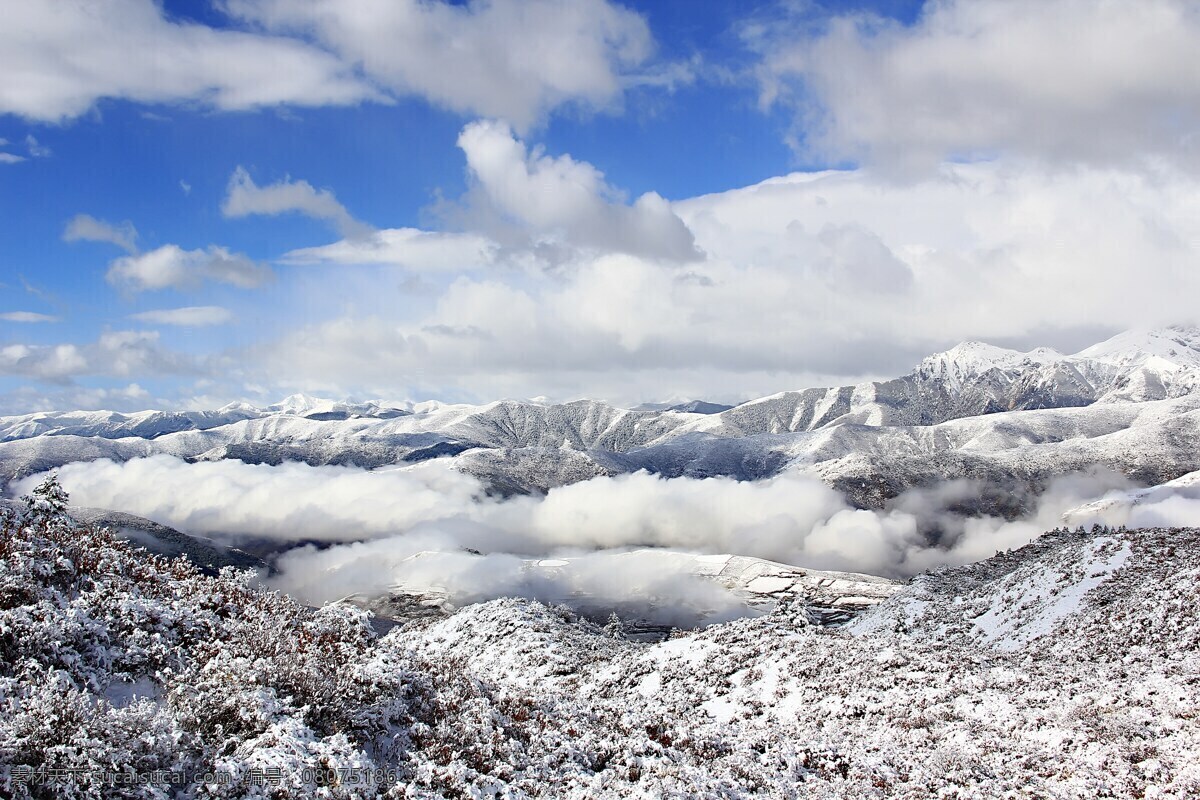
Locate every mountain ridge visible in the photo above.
<box><xmin>5</xmin><ymin>326</ymin><xmax>1200</xmax><ymax>509</ymax></box>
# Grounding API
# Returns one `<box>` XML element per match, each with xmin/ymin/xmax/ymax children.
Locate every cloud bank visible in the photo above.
<box><xmin>18</xmin><ymin>456</ymin><xmax>1145</xmax><ymax>618</ymax></box>
<box><xmin>251</xmin><ymin>152</ymin><xmax>1200</xmax><ymax>405</ymax></box>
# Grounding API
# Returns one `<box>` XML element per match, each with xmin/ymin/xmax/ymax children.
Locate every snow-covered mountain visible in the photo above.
<box><xmin>4</xmin><ymin>326</ymin><xmax>1200</xmax><ymax>508</ymax></box>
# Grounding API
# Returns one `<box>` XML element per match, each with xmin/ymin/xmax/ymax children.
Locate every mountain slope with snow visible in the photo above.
<box><xmin>379</xmin><ymin>524</ymin><xmax>1200</xmax><ymax>798</ymax></box>
<box><xmin>17</xmin><ymin>492</ymin><xmax>1189</xmax><ymax>799</ymax></box>
<box><xmin>5</xmin><ymin>327</ymin><xmax>1200</xmax><ymax>509</ymax></box>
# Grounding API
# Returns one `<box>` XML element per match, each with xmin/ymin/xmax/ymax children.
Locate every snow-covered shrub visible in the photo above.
<box><xmin>2</xmin><ymin>478</ymin><xmax>1198</xmax><ymax>798</ymax></box>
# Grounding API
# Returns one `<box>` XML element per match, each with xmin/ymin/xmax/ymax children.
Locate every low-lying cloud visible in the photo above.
<box><xmin>14</xmin><ymin>457</ymin><xmax>1161</xmax><ymax>622</ymax></box>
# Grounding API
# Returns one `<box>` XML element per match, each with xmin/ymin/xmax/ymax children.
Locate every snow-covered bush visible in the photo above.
<box><xmin>2</xmin><ymin>478</ymin><xmax>1198</xmax><ymax>798</ymax></box>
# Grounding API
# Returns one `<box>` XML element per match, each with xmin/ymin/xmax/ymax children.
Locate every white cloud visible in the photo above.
<box><xmin>63</xmin><ymin>214</ymin><xmax>139</xmax><ymax>253</ymax></box>
<box><xmin>0</xmin><ymin>311</ymin><xmax>58</xmax><ymax>323</ymax></box>
<box><xmin>751</xmin><ymin>0</ymin><xmax>1200</xmax><ymax>172</ymax></box>
<box><xmin>130</xmin><ymin>306</ymin><xmax>233</xmax><ymax>327</ymax></box>
<box><xmin>0</xmin><ymin>0</ymin><xmax>376</xmax><ymax>122</ymax></box>
<box><xmin>282</xmin><ymin>227</ymin><xmax>498</xmax><ymax>272</ymax></box>
<box><xmin>456</xmin><ymin>120</ymin><xmax>699</xmax><ymax>261</ymax></box>
<box><xmin>22</xmin><ymin>458</ymin><xmax>1139</xmax><ymax>615</ymax></box>
<box><xmin>225</xmin><ymin>0</ymin><xmax>656</xmax><ymax>130</ymax></box>
<box><xmin>247</xmin><ymin>158</ymin><xmax>1200</xmax><ymax>405</ymax></box>
<box><xmin>107</xmin><ymin>244</ymin><xmax>273</xmax><ymax>292</ymax></box>
<box><xmin>0</xmin><ymin>152</ymin><xmax>25</xmax><ymax>164</ymax></box>
<box><xmin>0</xmin><ymin>330</ymin><xmax>191</xmax><ymax>383</ymax></box>
<box><xmin>222</xmin><ymin>166</ymin><xmax>372</xmax><ymax>239</ymax></box>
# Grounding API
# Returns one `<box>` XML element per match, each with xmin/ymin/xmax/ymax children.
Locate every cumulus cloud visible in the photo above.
<box><xmin>63</xmin><ymin>214</ymin><xmax>139</xmax><ymax>253</ymax></box>
<box><xmin>456</xmin><ymin>120</ymin><xmax>700</xmax><ymax>262</ymax></box>
<box><xmin>0</xmin><ymin>311</ymin><xmax>58</xmax><ymax>323</ymax></box>
<box><xmin>107</xmin><ymin>244</ymin><xmax>273</xmax><ymax>292</ymax></box>
<box><xmin>0</xmin><ymin>0</ymin><xmax>375</xmax><ymax>122</ymax></box>
<box><xmin>224</xmin><ymin>0</ymin><xmax>656</xmax><ymax>130</ymax></box>
<box><xmin>0</xmin><ymin>331</ymin><xmax>192</xmax><ymax>383</ymax></box>
<box><xmin>250</xmin><ymin>155</ymin><xmax>1200</xmax><ymax>404</ymax></box>
<box><xmin>222</xmin><ymin>167</ymin><xmax>372</xmax><ymax>239</ymax></box>
<box><xmin>750</xmin><ymin>0</ymin><xmax>1200</xmax><ymax>172</ymax></box>
<box><xmin>129</xmin><ymin>306</ymin><xmax>233</xmax><ymax>327</ymax></box>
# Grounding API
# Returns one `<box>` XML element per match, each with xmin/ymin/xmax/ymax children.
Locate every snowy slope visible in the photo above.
<box><xmin>5</xmin><ymin>465</ymin><xmax>1199</xmax><ymax>798</ymax></box>
<box><xmin>380</xmin><ymin>524</ymin><xmax>1200</xmax><ymax>798</ymax></box>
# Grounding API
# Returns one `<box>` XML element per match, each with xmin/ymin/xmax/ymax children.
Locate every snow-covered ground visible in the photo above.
<box><xmin>4</xmin><ymin>485</ymin><xmax>1197</xmax><ymax>798</ymax></box>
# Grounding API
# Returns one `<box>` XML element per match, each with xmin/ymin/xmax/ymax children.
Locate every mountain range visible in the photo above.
<box><xmin>4</xmin><ymin>326</ymin><xmax>1200</xmax><ymax>512</ymax></box>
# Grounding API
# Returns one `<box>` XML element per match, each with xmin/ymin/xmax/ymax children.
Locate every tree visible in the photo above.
<box><xmin>20</xmin><ymin>473</ymin><xmax>69</xmax><ymax>524</ymax></box>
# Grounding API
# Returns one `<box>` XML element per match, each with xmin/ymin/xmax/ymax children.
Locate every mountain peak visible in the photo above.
<box><xmin>1075</xmin><ymin>326</ymin><xmax>1200</xmax><ymax>371</ymax></box>
<box><xmin>916</xmin><ymin>340</ymin><xmax>1062</xmax><ymax>390</ymax></box>
<box><xmin>269</xmin><ymin>393</ymin><xmax>336</xmax><ymax>415</ymax></box>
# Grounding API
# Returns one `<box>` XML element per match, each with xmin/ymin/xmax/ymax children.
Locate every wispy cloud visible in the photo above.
<box><xmin>24</xmin><ymin>134</ymin><xmax>50</xmax><ymax>158</ymax></box>
<box><xmin>130</xmin><ymin>306</ymin><xmax>233</xmax><ymax>327</ymax></box>
<box><xmin>63</xmin><ymin>214</ymin><xmax>139</xmax><ymax>253</ymax></box>
<box><xmin>0</xmin><ymin>140</ymin><xmax>23</xmax><ymax>164</ymax></box>
<box><xmin>0</xmin><ymin>311</ymin><xmax>59</xmax><ymax>323</ymax></box>
<box><xmin>222</xmin><ymin>167</ymin><xmax>372</xmax><ymax>239</ymax></box>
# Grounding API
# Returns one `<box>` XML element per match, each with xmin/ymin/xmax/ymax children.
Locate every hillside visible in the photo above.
<box><xmin>2</xmin><ymin>481</ymin><xmax>1196</xmax><ymax>798</ymax></box>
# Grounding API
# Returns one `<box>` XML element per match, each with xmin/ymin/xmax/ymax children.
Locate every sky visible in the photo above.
<box><xmin>2</xmin><ymin>0</ymin><xmax>1199</xmax><ymax>413</ymax></box>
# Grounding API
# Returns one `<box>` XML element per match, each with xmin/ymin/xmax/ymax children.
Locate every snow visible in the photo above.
<box><xmin>7</xmin><ymin>327</ymin><xmax>1200</xmax><ymax>511</ymax></box>
<box><xmin>636</xmin><ymin>671</ymin><xmax>662</xmax><ymax>698</ymax></box>
<box><xmin>972</xmin><ymin>537</ymin><xmax>1132</xmax><ymax>651</ymax></box>
<box><xmin>1076</xmin><ymin>325</ymin><xmax>1200</xmax><ymax>370</ymax></box>
<box><xmin>699</xmin><ymin>695</ymin><xmax>738</xmax><ymax>723</ymax></box>
<box><xmin>5</xmin><ymin>478</ymin><xmax>1200</xmax><ymax>798</ymax></box>
<box><xmin>744</xmin><ymin>576</ymin><xmax>794</xmax><ymax>594</ymax></box>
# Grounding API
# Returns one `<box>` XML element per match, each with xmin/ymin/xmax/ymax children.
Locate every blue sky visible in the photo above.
<box><xmin>1</xmin><ymin>0</ymin><xmax>1198</xmax><ymax>412</ymax></box>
